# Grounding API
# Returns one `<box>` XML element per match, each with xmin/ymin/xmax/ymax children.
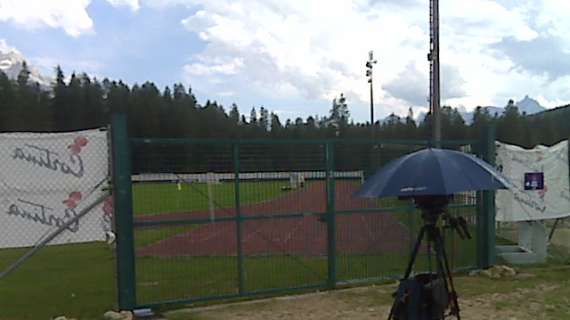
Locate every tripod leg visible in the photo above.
<box><xmin>435</xmin><ymin>230</ymin><xmax>461</xmax><ymax>319</ymax></box>
<box><xmin>403</xmin><ymin>225</ymin><xmax>426</xmax><ymax>279</ymax></box>
<box><xmin>387</xmin><ymin>225</ymin><xmax>427</xmax><ymax>320</ymax></box>
<box><xmin>387</xmin><ymin>295</ymin><xmax>399</xmax><ymax>320</ymax></box>
<box><xmin>430</xmin><ymin>229</ymin><xmax>449</xmax><ymax>319</ymax></box>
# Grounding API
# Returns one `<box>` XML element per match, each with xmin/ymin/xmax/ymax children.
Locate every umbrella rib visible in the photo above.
<box><xmin>467</xmin><ymin>153</ymin><xmax>511</xmax><ymax>188</ymax></box>
<box><xmin>467</xmin><ymin>154</ymin><xmax>498</xmax><ymax>191</ymax></box>
<box><xmin>451</xmin><ymin>152</ymin><xmax>480</xmax><ymax>193</ymax></box>
<box><xmin>384</xmin><ymin>152</ymin><xmax>418</xmax><ymax>192</ymax></box>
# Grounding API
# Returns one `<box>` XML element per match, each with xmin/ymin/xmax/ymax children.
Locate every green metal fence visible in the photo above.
<box><xmin>111</xmin><ymin>115</ymin><xmax>496</xmax><ymax>310</ymax></box>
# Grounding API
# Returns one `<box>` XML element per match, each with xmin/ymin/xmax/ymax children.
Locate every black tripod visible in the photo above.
<box><xmin>388</xmin><ymin>196</ymin><xmax>470</xmax><ymax>320</ymax></box>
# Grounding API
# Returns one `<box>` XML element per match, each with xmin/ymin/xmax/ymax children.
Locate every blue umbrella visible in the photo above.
<box><xmin>356</xmin><ymin>148</ymin><xmax>510</xmax><ymax>198</ymax></box>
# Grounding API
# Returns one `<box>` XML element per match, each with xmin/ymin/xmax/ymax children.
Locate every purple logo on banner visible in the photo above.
<box><xmin>524</xmin><ymin>172</ymin><xmax>544</xmax><ymax>190</ymax></box>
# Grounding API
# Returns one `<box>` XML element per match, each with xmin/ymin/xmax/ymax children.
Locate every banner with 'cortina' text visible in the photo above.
<box><xmin>496</xmin><ymin>140</ymin><xmax>570</xmax><ymax>222</ymax></box>
<box><xmin>0</xmin><ymin>129</ymin><xmax>112</xmax><ymax>248</ymax></box>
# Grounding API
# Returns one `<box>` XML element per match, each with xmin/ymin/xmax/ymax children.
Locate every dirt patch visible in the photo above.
<box><xmin>459</xmin><ymin>283</ymin><xmax>561</xmax><ymax>320</ymax></box>
<box><xmin>166</xmin><ymin>276</ymin><xmax>563</xmax><ymax>320</ymax></box>
<box><xmin>167</xmin><ymin>287</ymin><xmax>392</xmax><ymax>320</ymax></box>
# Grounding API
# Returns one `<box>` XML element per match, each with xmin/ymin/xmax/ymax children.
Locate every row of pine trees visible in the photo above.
<box><xmin>0</xmin><ymin>64</ymin><xmax>569</xmax><ymax>148</ymax></box>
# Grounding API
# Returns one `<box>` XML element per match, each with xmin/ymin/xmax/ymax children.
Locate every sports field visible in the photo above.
<box><xmin>0</xmin><ymin>180</ymin><xmax>477</xmax><ymax>319</ymax></box>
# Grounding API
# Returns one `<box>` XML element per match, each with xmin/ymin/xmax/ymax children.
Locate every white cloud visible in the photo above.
<box><xmin>0</xmin><ymin>0</ymin><xmax>144</xmax><ymax>35</ymax></box>
<box><xmin>0</xmin><ymin>38</ymin><xmax>20</xmax><ymax>55</ymax></box>
<box><xmin>184</xmin><ymin>57</ymin><xmax>243</xmax><ymax>76</ymax></box>
<box><xmin>171</xmin><ymin>0</ymin><xmax>570</xmax><ymax>118</ymax></box>
<box><xmin>106</xmin><ymin>0</ymin><xmax>140</xmax><ymax>11</ymax></box>
<box><xmin>383</xmin><ymin>63</ymin><xmax>428</xmax><ymax>106</ymax></box>
<box><xmin>4</xmin><ymin>0</ymin><xmax>570</xmax><ymax>119</ymax></box>
<box><xmin>0</xmin><ymin>0</ymin><xmax>93</xmax><ymax>37</ymax></box>
<box><xmin>30</xmin><ymin>56</ymin><xmax>104</xmax><ymax>76</ymax></box>
<box><xmin>178</xmin><ymin>0</ymin><xmax>429</xmax><ymax>113</ymax></box>
<box><xmin>535</xmin><ymin>0</ymin><xmax>570</xmax><ymax>42</ymax></box>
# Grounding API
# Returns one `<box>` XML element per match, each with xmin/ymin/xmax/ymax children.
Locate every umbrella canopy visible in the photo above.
<box><xmin>356</xmin><ymin>148</ymin><xmax>510</xmax><ymax>198</ymax></box>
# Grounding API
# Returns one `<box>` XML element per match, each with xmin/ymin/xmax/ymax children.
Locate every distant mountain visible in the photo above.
<box><xmin>0</xmin><ymin>41</ymin><xmax>52</xmax><ymax>88</ymax></box>
<box><xmin>458</xmin><ymin>106</ymin><xmax>503</xmax><ymax>124</ymax></box>
<box><xmin>380</xmin><ymin>113</ymin><xmax>404</xmax><ymax>124</ymax></box>
<box><xmin>468</xmin><ymin>97</ymin><xmax>546</xmax><ymax>122</ymax></box>
<box><xmin>516</xmin><ymin>95</ymin><xmax>545</xmax><ymax>115</ymax></box>
<box><xmin>483</xmin><ymin>106</ymin><xmax>505</xmax><ymax>117</ymax></box>
<box><xmin>413</xmin><ymin>96</ymin><xmax>546</xmax><ymax>125</ymax></box>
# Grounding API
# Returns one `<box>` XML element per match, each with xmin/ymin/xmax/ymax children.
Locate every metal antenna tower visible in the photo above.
<box><xmin>429</xmin><ymin>0</ymin><xmax>441</xmax><ymax>146</ymax></box>
<box><xmin>366</xmin><ymin>50</ymin><xmax>378</xmax><ymax>136</ymax></box>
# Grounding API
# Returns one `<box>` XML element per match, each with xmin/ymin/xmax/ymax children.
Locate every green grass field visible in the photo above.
<box><xmin>133</xmin><ymin>181</ymin><xmax>289</xmax><ymax>216</ymax></box>
<box><xmin>0</xmin><ymin>238</ymin><xmax>477</xmax><ymax>320</ymax></box>
<box><xmin>2</xmin><ymin>245</ymin><xmax>464</xmax><ymax>319</ymax></box>
<box><xmin>0</xmin><ymin>243</ymin><xmax>116</xmax><ymax>320</ymax></box>
<box><xmin>0</xmin><ymin>181</ymin><xmax>479</xmax><ymax>319</ymax></box>
<box><xmin>0</xmin><ymin>181</ymin><xmax>291</xmax><ymax>319</ymax></box>
<box><xmin>132</xmin><ymin>180</ymin><xmax>295</xmax><ymax>252</ymax></box>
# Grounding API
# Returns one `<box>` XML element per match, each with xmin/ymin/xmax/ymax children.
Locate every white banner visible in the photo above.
<box><xmin>496</xmin><ymin>140</ymin><xmax>570</xmax><ymax>222</ymax></box>
<box><xmin>0</xmin><ymin>129</ymin><xmax>111</xmax><ymax>248</ymax></box>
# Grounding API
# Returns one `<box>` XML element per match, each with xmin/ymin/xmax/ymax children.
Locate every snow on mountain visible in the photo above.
<box><xmin>0</xmin><ymin>40</ymin><xmax>52</xmax><ymax>88</ymax></box>
<box><xmin>516</xmin><ymin>95</ymin><xmax>545</xmax><ymax>115</ymax></box>
<box><xmin>380</xmin><ymin>113</ymin><xmax>404</xmax><ymax>124</ymax></box>
<box><xmin>467</xmin><ymin>106</ymin><xmax>503</xmax><ymax>122</ymax></box>
<box><xmin>482</xmin><ymin>106</ymin><xmax>504</xmax><ymax>117</ymax></box>
<box><xmin>467</xmin><ymin>98</ymin><xmax>545</xmax><ymax>122</ymax></box>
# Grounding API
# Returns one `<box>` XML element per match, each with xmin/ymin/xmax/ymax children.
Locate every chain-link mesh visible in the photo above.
<box><xmin>239</xmin><ymin>143</ymin><xmax>328</xmax><ymax>292</ymax></box>
<box><xmin>0</xmin><ymin>129</ymin><xmax>115</xmax><ymax>319</ymax></box>
<box><xmin>1</xmin><ymin>130</ymin><xmax>490</xmax><ymax>315</ymax></box>
<box><xmin>334</xmin><ymin>142</ymin><xmax>480</xmax><ymax>283</ymax></box>
<box><xmin>334</xmin><ymin>142</ymin><xmax>420</xmax><ymax>282</ymax></box>
<box><xmin>128</xmin><ymin>139</ymin><xmax>483</xmax><ymax>308</ymax></box>
<box><xmin>132</xmin><ymin>142</ymin><xmax>238</xmax><ymax>304</ymax></box>
<box><xmin>442</xmin><ymin>142</ymin><xmax>479</xmax><ymax>272</ymax></box>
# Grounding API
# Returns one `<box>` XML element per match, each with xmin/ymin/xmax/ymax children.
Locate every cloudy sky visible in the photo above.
<box><xmin>1</xmin><ymin>0</ymin><xmax>570</xmax><ymax>122</ymax></box>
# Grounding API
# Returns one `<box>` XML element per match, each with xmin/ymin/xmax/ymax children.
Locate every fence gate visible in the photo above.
<box><xmin>111</xmin><ymin>115</ymin><xmax>496</xmax><ymax>311</ymax></box>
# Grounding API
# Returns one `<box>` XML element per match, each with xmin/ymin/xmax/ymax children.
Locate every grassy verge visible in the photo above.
<box><xmin>0</xmin><ymin>220</ymin><xmax>477</xmax><ymax>319</ymax></box>
<box><xmin>2</xmin><ymin>249</ymin><xmax>469</xmax><ymax>319</ymax></box>
<box><xmin>0</xmin><ymin>242</ymin><xmax>116</xmax><ymax>320</ymax></box>
<box><xmin>136</xmin><ymin>247</ymin><xmax>479</xmax><ymax>308</ymax></box>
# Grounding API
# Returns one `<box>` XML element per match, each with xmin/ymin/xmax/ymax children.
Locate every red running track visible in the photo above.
<box><xmin>136</xmin><ymin>181</ymin><xmax>412</xmax><ymax>257</ymax></box>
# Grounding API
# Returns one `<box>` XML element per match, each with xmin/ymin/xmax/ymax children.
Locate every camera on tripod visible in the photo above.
<box><xmin>389</xmin><ymin>195</ymin><xmax>470</xmax><ymax>320</ymax></box>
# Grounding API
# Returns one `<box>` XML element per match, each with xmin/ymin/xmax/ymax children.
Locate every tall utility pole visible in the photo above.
<box><xmin>429</xmin><ymin>0</ymin><xmax>441</xmax><ymax>147</ymax></box>
<box><xmin>366</xmin><ymin>51</ymin><xmax>377</xmax><ymax>137</ymax></box>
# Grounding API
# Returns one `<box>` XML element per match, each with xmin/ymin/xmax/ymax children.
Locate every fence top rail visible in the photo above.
<box><xmin>131</xmin><ymin>137</ymin><xmax>480</xmax><ymax>146</ymax></box>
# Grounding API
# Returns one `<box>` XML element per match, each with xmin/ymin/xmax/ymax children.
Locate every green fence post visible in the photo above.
<box><xmin>326</xmin><ymin>142</ymin><xmax>337</xmax><ymax>288</ymax></box>
<box><xmin>477</xmin><ymin>125</ymin><xmax>496</xmax><ymax>269</ymax></box>
<box><xmin>112</xmin><ymin>113</ymin><xmax>136</xmax><ymax>310</ymax></box>
<box><xmin>233</xmin><ymin>143</ymin><xmax>245</xmax><ymax>294</ymax></box>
